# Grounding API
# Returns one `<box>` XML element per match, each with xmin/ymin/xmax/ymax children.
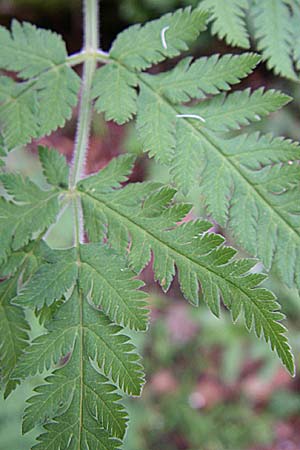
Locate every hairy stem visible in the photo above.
<box><xmin>69</xmin><ymin>0</ymin><xmax>99</xmax><ymax>189</ymax></box>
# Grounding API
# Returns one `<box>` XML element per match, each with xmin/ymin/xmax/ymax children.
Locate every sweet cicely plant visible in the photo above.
<box><xmin>0</xmin><ymin>0</ymin><xmax>299</xmax><ymax>448</ymax></box>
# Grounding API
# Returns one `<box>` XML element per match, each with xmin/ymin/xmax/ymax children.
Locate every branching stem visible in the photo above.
<box><xmin>69</xmin><ymin>0</ymin><xmax>99</xmax><ymax>189</ymax></box>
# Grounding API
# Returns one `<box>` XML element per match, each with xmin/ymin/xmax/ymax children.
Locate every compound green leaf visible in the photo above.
<box><xmin>14</xmin><ymin>279</ymin><xmax>144</xmax><ymax>446</ymax></box>
<box><xmin>79</xmin><ymin>165</ymin><xmax>294</xmax><ymax>375</ymax></box>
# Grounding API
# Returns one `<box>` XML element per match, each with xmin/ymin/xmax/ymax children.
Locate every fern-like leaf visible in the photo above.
<box><xmin>0</xmin><ymin>173</ymin><xmax>60</xmax><ymax>263</ymax></box>
<box><xmin>134</xmin><ymin>53</ymin><xmax>259</xmax><ymax>163</ymax></box>
<box><xmin>38</xmin><ymin>146</ymin><xmax>69</xmax><ymax>188</ymax></box>
<box><xmin>0</xmin><ymin>77</ymin><xmax>38</xmax><ymax>150</ymax></box>
<box><xmin>92</xmin><ymin>63</ymin><xmax>138</xmax><ymax>124</ymax></box>
<box><xmin>110</xmin><ymin>7</ymin><xmax>209</xmax><ymax>70</ymax></box>
<box><xmin>251</xmin><ymin>0</ymin><xmax>296</xmax><ymax>79</ymax></box>
<box><xmin>106</xmin><ymin>40</ymin><xmax>298</xmax><ymax>291</ymax></box>
<box><xmin>145</xmin><ymin>53</ymin><xmax>260</xmax><ymax>102</ymax></box>
<box><xmin>13</xmin><ymin>242</ymin><xmax>146</xmax><ymax>446</ymax></box>
<box><xmin>78</xmin><ymin>159</ymin><xmax>294</xmax><ymax>374</ymax></box>
<box><xmin>181</xmin><ymin>88</ymin><xmax>291</xmax><ymax>132</ymax></box>
<box><xmin>0</xmin><ymin>240</ymin><xmax>46</xmax><ymax>397</ymax></box>
<box><xmin>200</xmin><ymin>0</ymin><xmax>250</xmax><ymax>48</ymax></box>
<box><xmin>0</xmin><ymin>21</ymin><xmax>80</xmax><ymax>149</ymax></box>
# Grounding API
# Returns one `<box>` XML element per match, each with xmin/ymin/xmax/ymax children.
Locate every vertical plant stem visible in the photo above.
<box><xmin>70</xmin><ymin>3</ymin><xmax>100</xmax><ymax>447</ymax></box>
<box><xmin>70</xmin><ymin>0</ymin><xmax>99</xmax><ymax>248</ymax></box>
<box><xmin>69</xmin><ymin>0</ymin><xmax>99</xmax><ymax>189</ymax></box>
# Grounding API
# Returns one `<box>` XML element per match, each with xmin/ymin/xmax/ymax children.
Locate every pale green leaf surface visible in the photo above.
<box><xmin>79</xmin><ymin>166</ymin><xmax>294</xmax><ymax>374</ymax></box>
<box><xmin>253</xmin><ymin>0</ymin><xmax>297</xmax><ymax>79</ymax></box>
<box><xmin>182</xmin><ymin>88</ymin><xmax>292</xmax><ymax>131</ymax></box>
<box><xmin>92</xmin><ymin>63</ymin><xmax>138</xmax><ymax>124</ymax></box>
<box><xmin>0</xmin><ymin>174</ymin><xmax>60</xmax><ymax>262</ymax></box>
<box><xmin>14</xmin><ymin>287</ymin><xmax>144</xmax><ymax>445</ymax></box>
<box><xmin>147</xmin><ymin>53</ymin><xmax>260</xmax><ymax>103</ymax></box>
<box><xmin>15</xmin><ymin>249</ymin><xmax>78</xmax><ymax>309</ymax></box>
<box><xmin>200</xmin><ymin>0</ymin><xmax>250</xmax><ymax>48</ymax></box>
<box><xmin>0</xmin><ymin>22</ymin><xmax>80</xmax><ymax>149</ymax></box>
<box><xmin>136</xmin><ymin>83</ymin><xmax>176</xmax><ymax>163</ymax></box>
<box><xmin>0</xmin><ymin>77</ymin><xmax>38</xmax><ymax>150</ymax></box>
<box><xmin>38</xmin><ymin>146</ymin><xmax>69</xmax><ymax>188</ymax></box>
<box><xmin>110</xmin><ymin>7</ymin><xmax>209</xmax><ymax>70</ymax></box>
<box><xmin>0</xmin><ymin>20</ymin><xmax>67</xmax><ymax>79</ymax></box>
<box><xmin>80</xmin><ymin>244</ymin><xmax>149</xmax><ymax>331</ymax></box>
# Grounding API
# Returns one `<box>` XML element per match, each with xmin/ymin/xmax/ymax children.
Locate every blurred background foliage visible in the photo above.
<box><xmin>0</xmin><ymin>0</ymin><xmax>300</xmax><ymax>449</ymax></box>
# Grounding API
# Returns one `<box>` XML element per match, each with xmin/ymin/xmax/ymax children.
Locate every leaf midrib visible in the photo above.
<box><xmin>137</xmin><ymin>76</ymin><xmax>300</xmax><ymax>243</ymax></box>
<box><xmin>80</xmin><ymin>190</ymin><xmax>259</xmax><ymax>303</ymax></box>
<box><xmin>80</xmin><ymin>190</ymin><xmax>292</xmax><ymax>371</ymax></box>
<box><xmin>81</xmin><ymin>260</ymin><xmax>146</xmax><ymax>329</ymax></box>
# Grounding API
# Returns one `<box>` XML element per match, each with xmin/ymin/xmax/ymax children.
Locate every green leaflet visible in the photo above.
<box><xmin>15</xmin><ymin>249</ymin><xmax>78</xmax><ymax>310</ymax></box>
<box><xmin>79</xmin><ymin>244</ymin><xmax>149</xmax><ymax>331</ymax></box>
<box><xmin>13</xmin><ymin>265</ymin><xmax>145</xmax><ymax>446</ymax></box>
<box><xmin>0</xmin><ymin>77</ymin><xmax>38</xmax><ymax>150</ymax></box>
<box><xmin>200</xmin><ymin>0</ymin><xmax>250</xmax><ymax>48</ymax></box>
<box><xmin>0</xmin><ymin>277</ymin><xmax>29</xmax><ymax>397</ymax></box>
<box><xmin>0</xmin><ymin>136</ymin><xmax>6</xmax><ymax>165</ymax></box>
<box><xmin>0</xmin><ymin>20</ymin><xmax>67</xmax><ymax>78</ymax></box>
<box><xmin>199</xmin><ymin>0</ymin><xmax>300</xmax><ymax>80</ymax></box>
<box><xmin>78</xmin><ymin>159</ymin><xmax>295</xmax><ymax>375</ymax></box>
<box><xmin>80</xmin><ymin>153</ymin><xmax>135</xmax><ymax>193</ymax></box>
<box><xmin>24</xmin><ymin>342</ymin><xmax>127</xmax><ymax>445</ymax></box>
<box><xmin>35</xmin><ymin>66</ymin><xmax>80</xmax><ymax>137</ymax></box>
<box><xmin>92</xmin><ymin>6</ymin><xmax>209</xmax><ymax>126</ymax></box>
<box><xmin>291</xmin><ymin>1</ymin><xmax>300</xmax><ymax>70</ymax></box>
<box><xmin>110</xmin><ymin>53</ymin><xmax>260</xmax><ymax>164</ymax></box>
<box><xmin>179</xmin><ymin>88</ymin><xmax>291</xmax><ymax>132</ymax></box>
<box><xmin>136</xmin><ymin>84</ymin><xmax>176</xmax><ymax>163</ymax></box>
<box><xmin>252</xmin><ymin>0</ymin><xmax>296</xmax><ymax>79</ymax></box>
<box><xmin>0</xmin><ymin>173</ymin><xmax>60</xmax><ymax>263</ymax></box>
<box><xmin>0</xmin><ymin>240</ymin><xmax>46</xmax><ymax>397</ymax></box>
<box><xmin>15</xmin><ymin>243</ymin><xmax>149</xmax><ymax>330</ymax></box>
<box><xmin>144</xmin><ymin>53</ymin><xmax>261</xmax><ymax>102</ymax></box>
<box><xmin>0</xmin><ymin>21</ymin><xmax>80</xmax><ymax>150</ymax></box>
<box><xmin>110</xmin><ymin>7</ymin><xmax>209</xmax><ymax>70</ymax></box>
<box><xmin>92</xmin><ymin>63</ymin><xmax>138</xmax><ymax>124</ymax></box>
<box><xmin>172</xmin><ymin>123</ymin><xmax>300</xmax><ymax>289</ymax></box>
<box><xmin>106</xmin><ymin>45</ymin><xmax>299</xmax><ymax>291</ymax></box>
<box><xmin>38</xmin><ymin>146</ymin><xmax>69</xmax><ymax>188</ymax></box>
